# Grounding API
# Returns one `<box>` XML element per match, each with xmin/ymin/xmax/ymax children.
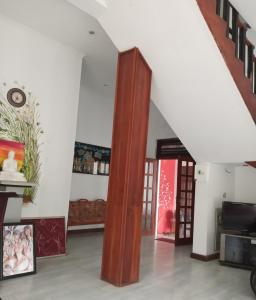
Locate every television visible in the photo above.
<box><xmin>222</xmin><ymin>201</ymin><xmax>256</xmax><ymax>233</ymax></box>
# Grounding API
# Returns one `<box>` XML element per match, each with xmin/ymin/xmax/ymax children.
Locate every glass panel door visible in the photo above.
<box><xmin>175</xmin><ymin>159</ymin><xmax>195</xmax><ymax>245</ymax></box>
<box><xmin>142</xmin><ymin>159</ymin><xmax>158</xmax><ymax>235</ymax></box>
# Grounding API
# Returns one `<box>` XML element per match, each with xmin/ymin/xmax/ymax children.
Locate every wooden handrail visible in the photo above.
<box><xmin>197</xmin><ymin>0</ymin><xmax>256</xmax><ymax>122</ymax></box>
<box><xmin>246</xmin><ymin>162</ymin><xmax>256</xmax><ymax>168</ymax></box>
<box><xmin>0</xmin><ymin>192</ymin><xmax>18</xmax><ymax>198</ymax></box>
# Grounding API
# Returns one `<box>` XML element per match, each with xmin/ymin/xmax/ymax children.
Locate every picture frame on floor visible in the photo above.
<box><xmin>1</xmin><ymin>223</ymin><xmax>36</xmax><ymax>280</ymax></box>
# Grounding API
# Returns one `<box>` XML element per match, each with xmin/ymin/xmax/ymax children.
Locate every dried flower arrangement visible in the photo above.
<box><xmin>0</xmin><ymin>83</ymin><xmax>43</xmax><ymax>202</ymax></box>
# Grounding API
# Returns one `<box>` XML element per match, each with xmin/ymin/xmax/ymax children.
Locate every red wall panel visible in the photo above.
<box><xmin>157</xmin><ymin>160</ymin><xmax>176</xmax><ymax>234</ymax></box>
<box><xmin>22</xmin><ymin>217</ymin><xmax>66</xmax><ymax>258</ymax></box>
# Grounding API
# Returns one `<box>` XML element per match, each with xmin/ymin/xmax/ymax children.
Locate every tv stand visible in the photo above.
<box><xmin>220</xmin><ymin>232</ymin><xmax>256</xmax><ymax>269</ymax></box>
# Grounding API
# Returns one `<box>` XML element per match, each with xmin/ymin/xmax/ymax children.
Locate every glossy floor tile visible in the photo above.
<box><xmin>0</xmin><ymin>232</ymin><xmax>254</xmax><ymax>300</ymax></box>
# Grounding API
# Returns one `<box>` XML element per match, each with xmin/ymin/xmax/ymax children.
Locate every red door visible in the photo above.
<box><xmin>175</xmin><ymin>158</ymin><xmax>195</xmax><ymax>245</ymax></box>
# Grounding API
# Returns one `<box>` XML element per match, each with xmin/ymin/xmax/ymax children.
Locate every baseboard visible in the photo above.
<box><xmin>68</xmin><ymin>228</ymin><xmax>104</xmax><ymax>234</ymax></box>
<box><xmin>37</xmin><ymin>253</ymin><xmax>67</xmax><ymax>259</ymax></box>
<box><xmin>156</xmin><ymin>238</ymin><xmax>175</xmax><ymax>244</ymax></box>
<box><xmin>191</xmin><ymin>252</ymin><xmax>219</xmax><ymax>262</ymax></box>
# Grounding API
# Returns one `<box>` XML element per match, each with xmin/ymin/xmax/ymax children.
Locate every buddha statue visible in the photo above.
<box><xmin>0</xmin><ymin>150</ymin><xmax>26</xmax><ymax>182</ymax></box>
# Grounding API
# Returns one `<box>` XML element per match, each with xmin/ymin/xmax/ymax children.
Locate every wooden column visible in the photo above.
<box><xmin>101</xmin><ymin>48</ymin><xmax>152</xmax><ymax>287</ymax></box>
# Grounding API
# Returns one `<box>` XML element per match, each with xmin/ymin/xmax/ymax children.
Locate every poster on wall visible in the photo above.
<box><xmin>72</xmin><ymin>142</ymin><xmax>111</xmax><ymax>176</ymax></box>
<box><xmin>0</xmin><ymin>139</ymin><xmax>25</xmax><ymax>172</ymax></box>
<box><xmin>1</xmin><ymin>224</ymin><xmax>36</xmax><ymax>279</ymax></box>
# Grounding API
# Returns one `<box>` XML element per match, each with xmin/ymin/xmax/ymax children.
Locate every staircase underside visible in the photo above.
<box><xmin>197</xmin><ymin>0</ymin><xmax>256</xmax><ymax>122</ymax></box>
<box><xmin>70</xmin><ymin>0</ymin><xmax>256</xmax><ymax>163</ymax></box>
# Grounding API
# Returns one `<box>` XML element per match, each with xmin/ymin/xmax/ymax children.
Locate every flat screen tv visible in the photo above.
<box><xmin>222</xmin><ymin>201</ymin><xmax>256</xmax><ymax>233</ymax></box>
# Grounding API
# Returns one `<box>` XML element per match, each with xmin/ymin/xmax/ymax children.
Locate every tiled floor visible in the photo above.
<box><xmin>0</xmin><ymin>232</ymin><xmax>254</xmax><ymax>300</ymax></box>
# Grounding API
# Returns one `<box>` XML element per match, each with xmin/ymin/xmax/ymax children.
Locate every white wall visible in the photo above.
<box><xmin>147</xmin><ymin>102</ymin><xmax>176</xmax><ymax>158</ymax></box>
<box><xmin>193</xmin><ymin>163</ymin><xmax>256</xmax><ymax>256</ymax></box>
<box><xmin>0</xmin><ymin>14</ymin><xmax>83</xmax><ymax>220</ymax></box>
<box><xmin>193</xmin><ymin>163</ymin><xmax>235</xmax><ymax>255</ymax></box>
<box><xmin>70</xmin><ymin>61</ymin><xmax>176</xmax><ymax>201</ymax></box>
<box><xmin>234</xmin><ymin>165</ymin><xmax>256</xmax><ymax>203</ymax></box>
<box><xmin>70</xmin><ymin>63</ymin><xmax>114</xmax><ymax>201</ymax></box>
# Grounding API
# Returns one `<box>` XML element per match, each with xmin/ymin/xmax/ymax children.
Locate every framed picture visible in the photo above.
<box><xmin>0</xmin><ymin>139</ymin><xmax>25</xmax><ymax>171</ymax></box>
<box><xmin>73</xmin><ymin>142</ymin><xmax>111</xmax><ymax>176</ymax></box>
<box><xmin>1</xmin><ymin>223</ymin><xmax>36</xmax><ymax>279</ymax></box>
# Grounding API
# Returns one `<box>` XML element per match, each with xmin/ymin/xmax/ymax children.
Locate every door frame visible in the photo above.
<box><xmin>174</xmin><ymin>156</ymin><xmax>196</xmax><ymax>246</ymax></box>
<box><xmin>156</xmin><ymin>138</ymin><xmax>196</xmax><ymax>246</ymax></box>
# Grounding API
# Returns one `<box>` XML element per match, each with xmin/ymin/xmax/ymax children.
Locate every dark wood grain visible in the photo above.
<box><xmin>175</xmin><ymin>159</ymin><xmax>195</xmax><ymax>246</ymax></box>
<box><xmin>0</xmin><ymin>192</ymin><xmax>18</xmax><ymax>236</ymax></box>
<box><xmin>101</xmin><ymin>48</ymin><xmax>152</xmax><ymax>287</ymax></box>
<box><xmin>197</xmin><ymin>0</ymin><xmax>256</xmax><ymax>122</ymax></box>
<box><xmin>0</xmin><ymin>196</ymin><xmax>8</xmax><ymax>231</ymax></box>
<box><xmin>246</xmin><ymin>161</ymin><xmax>256</xmax><ymax>168</ymax></box>
<box><xmin>191</xmin><ymin>252</ymin><xmax>219</xmax><ymax>261</ymax></box>
<box><xmin>156</xmin><ymin>138</ymin><xmax>193</xmax><ymax>159</ymax></box>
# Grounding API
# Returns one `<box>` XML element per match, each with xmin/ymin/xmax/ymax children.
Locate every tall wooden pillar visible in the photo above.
<box><xmin>101</xmin><ymin>48</ymin><xmax>152</xmax><ymax>286</ymax></box>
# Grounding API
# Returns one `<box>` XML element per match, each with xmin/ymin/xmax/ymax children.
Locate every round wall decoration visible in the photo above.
<box><xmin>7</xmin><ymin>88</ymin><xmax>26</xmax><ymax>108</ymax></box>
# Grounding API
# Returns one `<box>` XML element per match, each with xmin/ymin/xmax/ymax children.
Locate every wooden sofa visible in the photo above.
<box><xmin>68</xmin><ymin>199</ymin><xmax>106</xmax><ymax>226</ymax></box>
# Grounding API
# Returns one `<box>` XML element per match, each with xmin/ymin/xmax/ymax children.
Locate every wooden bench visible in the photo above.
<box><xmin>68</xmin><ymin>199</ymin><xmax>106</xmax><ymax>226</ymax></box>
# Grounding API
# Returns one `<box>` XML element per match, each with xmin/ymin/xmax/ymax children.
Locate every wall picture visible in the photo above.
<box><xmin>1</xmin><ymin>224</ymin><xmax>36</xmax><ymax>279</ymax></box>
<box><xmin>0</xmin><ymin>139</ymin><xmax>25</xmax><ymax>172</ymax></box>
<box><xmin>0</xmin><ymin>83</ymin><xmax>43</xmax><ymax>202</ymax></box>
<box><xmin>73</xmin><ymin>142</ymin><xmax>111</xmax><ymax>176</ymax></box>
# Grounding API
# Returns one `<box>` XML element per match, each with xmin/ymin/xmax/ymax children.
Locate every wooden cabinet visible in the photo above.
<box><xmin>220</xmin><ymin>233</ymin><xmax>256</xmax><ymax>269</ymax></box>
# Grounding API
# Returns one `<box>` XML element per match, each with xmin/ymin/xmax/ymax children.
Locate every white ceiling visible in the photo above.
<box><xmin>0</xmin><ymin>0</ymin><xmax>117</xmax><ymax>95</ymax></box>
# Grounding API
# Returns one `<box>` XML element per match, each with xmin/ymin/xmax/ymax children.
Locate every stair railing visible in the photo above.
<box><xmin>216</xmin><ymin>0</ymin><xmax>256</xmax><ymax>95</ymax></box>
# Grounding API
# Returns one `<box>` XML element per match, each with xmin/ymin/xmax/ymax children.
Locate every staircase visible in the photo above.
<box><xmin>217</xmin><ymin>0</ymin><xmax>256</xmax><ymax>86</ymax></box>
<box><xmin>197</xmin><ymin>0</ymin><xmax>256</xmax><ymax>123</ymax></box>
<box><xmin>68</xmin><ymin>0</ymin><xmax>256</xmax><ymax>163</ymax></box>
<box><xmin>199</xmin><ymin>0</ymin><xmax>256</xmax><ymax>167</ymax></box>
<box><xmin>216</xmin><ymin>0</ymin><xmax>256</xmax><ymax>117</ymax></box>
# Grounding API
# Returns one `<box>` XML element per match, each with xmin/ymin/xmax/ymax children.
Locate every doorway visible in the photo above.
<box><xmin>156</xmin><ymin>159</ymin><xmax>177</xmax><ymax>243</ymax></box>
<box><xmin>175</xmin><ymin>158</ymin><xmax>195</xmax><ymax>245</ymax></box>
<box><xmin>155</xmin><ymin>138</ymin><xmax>196</xmax><ymax>245</ymax></box>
